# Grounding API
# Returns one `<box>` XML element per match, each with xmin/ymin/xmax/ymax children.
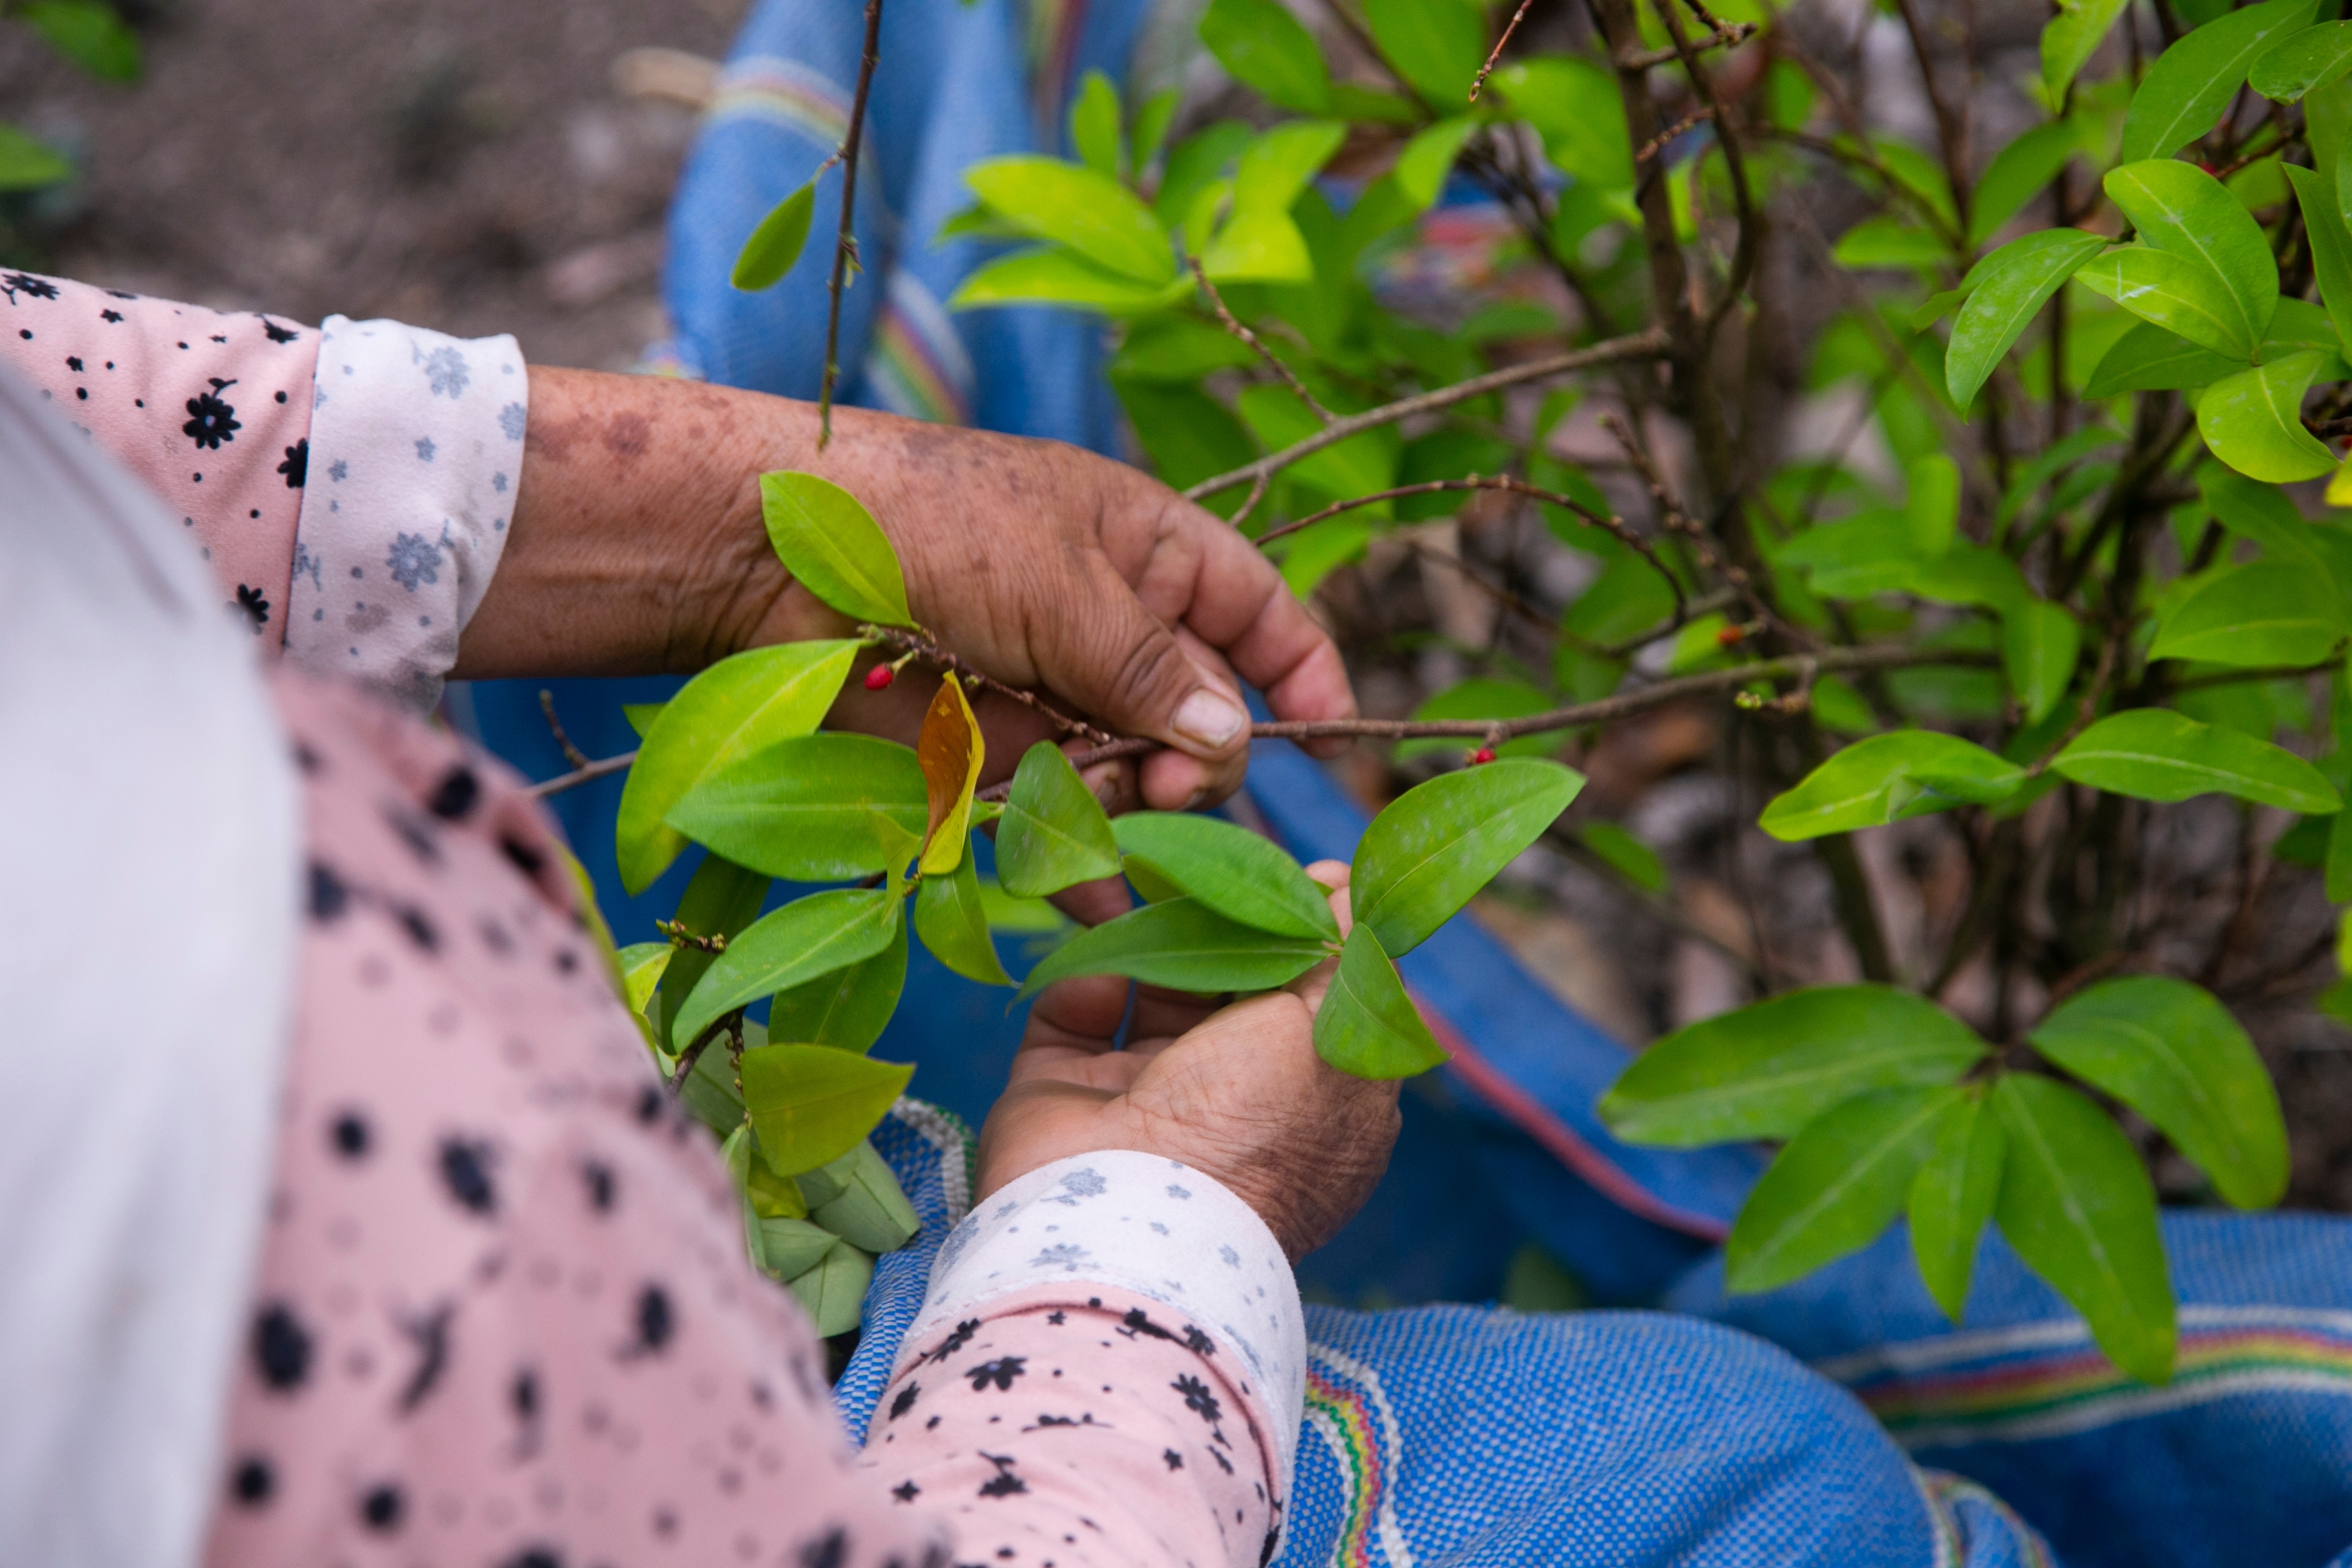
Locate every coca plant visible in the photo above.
<box><xmin>652</xmin><ymin>0</ymin><xmax>2352</xmax><ymax>1379</ymax></box>
<box><xmin>600</xmin><ymin>473</ymin><xmax>1579</xmax><ymax>1334</ymax></box>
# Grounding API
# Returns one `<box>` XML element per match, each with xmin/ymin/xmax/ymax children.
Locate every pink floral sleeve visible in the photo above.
<box><xmin>0</xmin><ymin>269</ymin><xmax>315</xmax><ymax>640</ymax></box>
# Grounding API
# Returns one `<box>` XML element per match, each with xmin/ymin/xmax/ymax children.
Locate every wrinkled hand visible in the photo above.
<box><xmin>975</xmin><ymin>864</ymin><xmax>1401</xmax><ymax>1260</ymax></box>
<box><xmin>736</xmin><ymin>413</ymin><xmax>1357</xmax><ymax>813</ymax></box>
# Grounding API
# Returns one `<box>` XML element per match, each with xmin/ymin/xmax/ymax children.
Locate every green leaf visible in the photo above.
<box><xmin>652</xmin><ymin>856</ymin><xmax>772</xmax><ymax>1053</ymax></box>
<box><xmin>667</xmin><ymin>733</ymin><xmax>928</xmax><ymax>883</ymax></box>
<box><xmin>2073</xmin><ymin>247</ymin><xmax>2258</xmax><ymax>360</ymax></box>
<box><xmin>2005</xmin><ymin>599</ymin><xmax>2083</xmax><ymax>724</ymax></box>
<box><xmin>2082</xmin><ymin>320</ymin><xmax>2247</xmax><ymax>397</ymax></box>
<box><xmin>1199</xmin><ymin>0</ymin><xmax>1333</xmax><ymax>113</ymax></box>
<box><xmin>1907</xmin><ymin>453</ymin><xmax>1960</xmax><ymax>556</ymax></box>
<box><xmin>21</xmin><ymin>1</ymin><xmax>139</xmax><ymax>79</ymax></box>
<box><xmin>741</xmin><ymin>1037</ymin><xmax>911</xmax><ymax>1176</ymax></box>
<box><xmin>1014</xmin><ymin>896</ymin><xmax>1330</xmax><ymax>1000</ymax></box>
<box><xmin>1759</xmin><ymin>731</ymin><xmax>2025</xmax><ymax>841</ymax></box>
<box><xmin>2330</xmin><ymin>809</ymin><xmax>2352</xmax><ymax>901</ymax></box>
<box><xmin>2200</xmin><ymin>464</ymin><xmax>2352</xmax><ymax>596</ymax></box>
<box><xmin>951</xmin><ymin>248</ymin><xmax>1187</xmax><ymax>313</ymax></box>
<box><xmin>1492</xmin><ymin>56</ymin><xmax>1632</xmax><ymax>190</ymax></box>
<box><xmin>768</xmin><ymin>914</ymin><xmax>908</xmax><ymax>1052</ymax></box>
<box><xmin>1133</xmin><ymin>87</ymin><xmax>1181</xmax><ymax>173</ymax></box>
<box><xmin>2120</xmin><ymin>0</ymin><xmax>2317</xmax><ymax>163</ymax></box>
<box><xmin>914</xmin><ymin>850</ymin><xmax>1014</xmax><ymax>985</ymax></box>
<box><xmin>678</xmin><ymin>888</ymin><xmax>904</xmax><ymax>1049</ymax></box>
<box><xmin>2029</xmin><ymin>977</ymin><xmax>2288</xmax><ymax>1208</ymax></box>
<box><xmin>1910</xmin><ymin>1088</ymin><xmax>2006</xmax><ymax>1321</ymax></box>
<box><xmin>2150</xmin><ymin>561</ymin><xmax>2349</xmax><ymax>667</ymax></box>
<box><xmin>759</xmin><ymin>472</ymin><xmax>912</xmax><ymax>628</ymax></box>
<box><xmin>1363</xmin><ymin>0</ymin><xmax>1486</xmax><ymax>104</ymax></box>
<box><xmin>1598</xmin><ymin>985</ymin><xmax>1990</xmax><ymax>1146</ymax></box>
<box><xmin>617</xmin><ymin>942</ymin><xmax>675</xmax><ymax>1022</ymax></box>
<box><xmin>1071</xmin><ymin>69</ymin><xmax>1123</xmax><ymax>176</ymax></box>
<box><xmin>622</xmin><ymin>702</ymin><xmax>667</xmax><ymax>740</ymax></box>
<box><xmin>996</xmin><ymin>742</ymin><xmax>1124</xmax><ymax>898</ymax></box>
<box><xmin>731</xmin><ymin>181</ymin><xmax>817</xmax><ymax>291</ymax></box>
<box><xmin>2251</xmin><ymin>18</ymin><xmax>2352</xmax><ymax>99</ymax></box>
<box><xmin>1725</xmin><ymin>1086</ymin><xmax>1957</xmax><ymax>1295</ymax></box>
<box><xmin>1578</xmin><ymin>821</ymin><xmax>1668</xmax><ymax>893</ymax></box>
<box><xmin>2044</xmin><ymin>0</ymin><xmax>2130</xmax><ymax>105</ymax></box>
<box><xmin>810</xmin><ymin>1140</ymin><xmax>921</xmax><ymax>1252</ymax></box>
<box><xmin>964</xmin><ymin>156</ymin><xmax>1175</xmax><ymax>283</ymax></box>
<box><xmin>1992</xmin><ymin>1074</ymin><xmax>2176</xmax><ymax>1384</ymax></box>
<box><xmin>1397</xmin><ymin>118</ymin><xmax>1476</xmax><ymax>211</ymax></box>
<box><xmin>2287</xmin><ymin>165</ymin><xmax>2352</xmax><ymax>360</ymax></box>
<box><xmin>1234</xmin><ymin>120</ymin><xmax>1349</xmax><ymax>213</ymax></box>
<box><xmin>1832</xmin><ymin>216</ymin><xmax>1947</xmax><ymax>270</ymax></box>
<box><xmin>787</xmin><ymin>1239</ymin><xmax>875</xmax><ymax>1335</ymax></box>
<box><xmin>1110</xmin><ymin>813</ymin><xmax>1339</xmax><ymax>940</ymax></box>
<box><xmin>2052</xmin><ymin>708</ymin><xmax>2343</xmax><ymax>812</ymax></box>
<box><xmin>1313</xmin><ymin>925</ymin><xmax>1445</xmax><ymax>1078</ymax></box>
<box><xmin>2197</xmin><ymin>352</ymin><xmax>2338</xmax><ymax>483</ymax></box>
<box><xmin>1352</xmin><ymin>759</ymin><xmax>1585</xmax><ymax>957</ymax></box>
<box><xmin>1947</xmin><ymin>229</ymin><xmax>2111</xmax><ymax>409</ymax></box>
<box><xmin>616</xmin><ymin>641</ymin><xmax>858</xmax><ymax>893</ymax></box>
<box><xmin>2102</xmin><ymin>160</ymin><xmax>2277</xmax><ymax>348</ymax></box>
<box><xmin>752</xmin><ymin>1215</ymin><xmax>835</xmax><ymax>1279</ymax></box>
<box><xmin>0</xmin><ymin>124</ymin><xmax>69</xmax><ymax>191</ymax></box>
<box><xmin>1970</xmin><ymin>121</ymin><xmax>2082</xmax><ymax>245</ymax></box>
<box><xmin>1201</xmin><ymin>207</ymin><xmax>1315</xmax><ymax>283</ymax></box>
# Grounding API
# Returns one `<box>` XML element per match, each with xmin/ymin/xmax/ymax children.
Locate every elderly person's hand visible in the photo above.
<box><xmin>463</xmin><ymin>368</ymin><xmax>1357</xmax><ymax>813</ymax></box>
<box><xmin>974</xmin><ymin>863</ymin><xmax>1400</xmax><ymax>1260</ymax></box>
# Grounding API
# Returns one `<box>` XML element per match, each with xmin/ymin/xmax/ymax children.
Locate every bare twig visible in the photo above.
<box><xmin>1601</xmin><ymin>414</ymin><xmax>1796</xmax><ymax>642</ymax></box>
<box><xmin>861</xmin><ymin>625</ymin><xmax>1115</xmax><ymax>745</ymax></box>
<box><xmin>817</xmin><ymin>0</ymin><xmax>885</xmax><ymax>449</ymax></box>
<box><xmin>971</xmin><ymin>643</ymin><xmax>1989</xmax><ymax>800</ymax></box>
<box><xmin>1183</xmin><ymin>328</ymin><xmax>1672</xmax><ymax>503</ymax></box>
<box><xmin>1189</xmin><ymin>257</ymin><xmax>1331</xmax><ymax>422</ymax></box>
<box><xmin>1618</xmin><ymin>22</ymin><xmax>1758</xmax><ymax>69</ymax></box>
<box><xmin>529</xmin><ymin>751</ymin><xmax>636</xmax><ymax>799</ymax></box>
<box><xmin>1638</xmin><ymin>109</ymin><xmax>1715</xmax><ymax>164</ymax></box>
<box><xmin>539</xmin><ymin>689</ymin><xmax>590</xmax><ymax>771</ymax></box>
<box><xmin>1468</xmin><ymin>0</ymin><xmax>1536</xmax><ymax>101</ymax></box>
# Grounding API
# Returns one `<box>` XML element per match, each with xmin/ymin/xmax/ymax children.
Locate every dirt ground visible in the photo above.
<box><xmin>0</xmin><ymin>0</ymin><xmax>743</xmax><ymax>368</ymax></box>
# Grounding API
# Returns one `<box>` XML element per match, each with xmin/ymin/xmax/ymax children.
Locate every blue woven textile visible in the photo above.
<box><xmin>451</xmin><ymin>2</ymin><xmax>2352</xmax><ymax>1562</ymax></box>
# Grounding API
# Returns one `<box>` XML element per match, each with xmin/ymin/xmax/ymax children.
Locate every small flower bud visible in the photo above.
<box><xmin>1716</xmin><ymin>624</ymin><xmax>1745</xmax><ymax>648</ymax></box>
<box><xmin>864</xmin><ymin>664</ymin><xmax>895</xmax><ymax>691</ymax></box>
<box><xmin>1471</xmin><ymin>746</ymin><xmax>1498</xmax><ymax>765</ymax></box>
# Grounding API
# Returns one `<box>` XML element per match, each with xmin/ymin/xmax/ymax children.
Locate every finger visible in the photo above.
<box><xmin>1127</xmin><ymin>982</ymin><xmax>1225</xmax><ymax>1046</ymax></box>
<box><xmin>1137</xmin><ymin>628</ymin><xmax>1246</xmax><ymax>810</ymax></box>
<box><xmin>1099</xmin><ymin>476</ymin><xmax>1359</xmax><ymax>757</ymax></box>
<box><xmin>1286</xmin><ymin>864</ymin><xmax>1355</xmax><ymax>1013</ymax></box>
<box><xmin>1046</xmin><ymin>867</ymin><xmax>1133</xmax><ymax>929</ymax></box>
<box><xmin>1027</xmin><ymin>539</ymin><xmax>1253</xmax><ymax>782</ymax></box>
<box><xmin>1017</xmin><ymin>972</ymin><xmax>1131</xmax><ymax>1058</ymax></box>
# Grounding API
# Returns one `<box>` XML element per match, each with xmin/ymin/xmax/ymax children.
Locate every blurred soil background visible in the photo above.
<box><xmin>0</xmin><ymin>0</ymin><xmax>744</xmax><ymax>367</ymax></box>
<box><xmin>10</xmin><ymin>0</ymin><xmax>2352</xmax><ymax>1217</ymax></box>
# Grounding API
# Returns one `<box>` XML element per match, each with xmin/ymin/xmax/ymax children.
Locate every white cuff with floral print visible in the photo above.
<box><xmin>284</xmin><ymin>316</ymin><xmax>528</xmax><ymax>712</ymax></box>
<box><xmin>912</xmin><ymin>1150</ymin><xmax>1306</xmax><ymax>1475</ymax></box>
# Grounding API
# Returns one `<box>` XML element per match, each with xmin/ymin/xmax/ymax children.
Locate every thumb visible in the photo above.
<box><xmin>1044</xmin><ymin>558</ymin><xmax>1250</xmax><ymax>774</ymax></box>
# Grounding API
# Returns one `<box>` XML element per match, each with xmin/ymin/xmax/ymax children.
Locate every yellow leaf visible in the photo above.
<box><xmin>916</xmin><ymin>673</ymin><xmax>983</xmax><ymax>876</ymax></box>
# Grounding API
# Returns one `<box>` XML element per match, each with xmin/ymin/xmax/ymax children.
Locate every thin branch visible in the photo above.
<box><xmin>861</xmin><ymin>625</ymin><xmax>1115</xmax><ymax>745</ymax></box>
<box><xmin>1618</xmin><ymin>22</ymin><xmax>1758</xmax><ymax>69</ymax></box>
<box><xmin>817</xmin><ymin>0</ymin><xmax>884</xmax><ymax>449</ymax></box>
<box><xmin>1189</xmin><ymin>257</ymin><xmax>1331</xmax><ymax>422</ymax></box>
<box><xmin>973</xmin><ymin>644</ymin><xmax>1990</xmax><ymax>799</ymax></box>
<box><xmin>1182</xmin><ymin>328</ymin><xmax>1673</xmax><ymax>503</ymax></box>
<box><xmin>539</xmin><ymin>689</ymin><xmax>590</xmax><ymax>771</ymax></box>
<box><xmin>1253</xmin><ymin>475</ymin><xmax>1686</xmax><ymax>620</ymax></box>
<box><xmin>1468</xmin><ymin>0</ymin><xmax>1536</xmax><ymax>101</ymax></box>
<box><xmin>1638</xmin><ymin>109</ymin><xmax>1714</xmax><ymax>164</ymax></box>
<box><xmin>1601</xmin><ymin>413</ymin><xmax>1798</xmax><ymax>643</ymax></box>
<box><xmin>529</xmin><ymin>751</ymin><xmax>635</xmax><ymax>799</ymax></box>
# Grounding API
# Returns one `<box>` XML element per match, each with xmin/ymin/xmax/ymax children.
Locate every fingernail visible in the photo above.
<box><xmin>1171</xmin><ymin>689</ymin><xmax>1246</xmax><ymax>750</ymax></box>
